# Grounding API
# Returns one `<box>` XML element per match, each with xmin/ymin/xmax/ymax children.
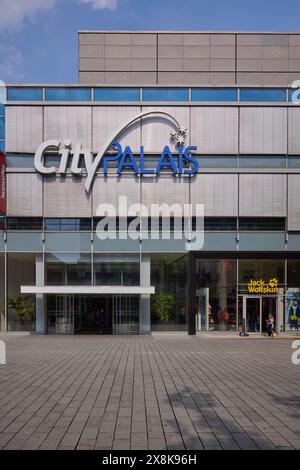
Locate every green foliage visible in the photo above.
<box><xmin>152</xmin><ymin>292</ymin><xmax>175</xmax><ymax>322</ymax></box>
<box><xmin>8</xmin><ymin>296</ymin><xmax>35</xmax><ymax>322</ymax></box>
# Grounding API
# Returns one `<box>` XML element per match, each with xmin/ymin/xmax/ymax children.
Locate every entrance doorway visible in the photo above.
<box><xmin>74</xmin><ymin>296</ymin><xmax>113</xmax><ymax>334</ymax></box>
<box><xmin>242</xmin><ymin>296</ymin><xmax>278</xmax><ymax>334</ymax></box>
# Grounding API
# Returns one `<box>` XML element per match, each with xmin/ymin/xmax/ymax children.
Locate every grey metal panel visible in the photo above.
<box><xmin>239</xmin><ymin>174</ymin><xmax>287</xmax><ymax>217</ymax></box>
<box><xmin>7</xmin><ymin>173</ymin><xmax>43</xmax><ymax>217</ymax></box>
<box><xmin>201</xmin><ymin>232</ymin><xmax>237</xmax><ymax>251</ymax></box>
<box><xmin>44</xmin><ymin>176</ymin><xmax>92</xmax><ymax>218</ymax></box>
<box><xmin>0</xmin><ymin>232</ymin><xmax>5</xmax><ymax>252</ymax></box>
<box><xmin>93</xmin><ymin>236</ymin><xmax>140</xmax><ymax>252</ymax></box>
<box><xmin>287</xmin><ymin>233</ymin><xmax>300</xmax><ymax>251</ymax></box>
<box><xmin>142</xmin><ymin>237</ymin><xmax>186</xmax><ymax>252</ymax></box>
<box><xmin>191</xmin><ymin>174</ymin><xmax>238</xmax><ymax>216</ymax></box>
<box><xmin>191</xmin><ymin>107</ymin><xmax>238</xmax><ymax>154</ymax></box>
<box><xmin>141</xmin><ymin>176</ymin><xmax>189</xmax><ymax>208</ymax></box>
<box><xmin>45</xmin><ymin>233</ymin><xmax>91</xmax><ymax>252</ymax></box>
<box><xmin>79</xmin><ymin>33</ymin><xmax>105</xmax><ymax>45</ymax></box>
<box><xmin>44</xmin><ymin>106</ymin><xmax>92</xmax><ymax>149</ymax></box>
<box><xmin>93</xmin><ymin>106</ymin><xmax>140</xmax><ymax>153</ymax></box>
<box><xmin>79</xmin><ymin>71</ymin><xmax>105</xmax><ymax>83</ymax></box>
<box><xmin>239</xmin><ymin>233</ymin><xmax>285</xmax><ymax>251</ymax></box>
<box><xmin>288</xmin><ymin>108</ymin><xmax>300</xmax><ymax>154</ymax></box>
<box><xmin>240</xmin><ymin>108</ymin><xmax>287</xmax><ymax>154</ymax></box>
<box><xmin>5</xmin><ymin>106</ymin><xmax>43</xmax><ymax>153</ymax></box>
<box><xmin>7</xmin><ymin>233</ymin><xmax>43</xmax><ymax>252</ymax></box>
<box><xmin>288</xmin><ymin>175</ymin><xmax>300</xmax><ymax>230</ymax></box>
<box><xmin>141</xmin><ymin>106</ymin><xmax>189</xmax><ymax>153</ymax></box>
<box><xmin>93</xmin><ymin>176</ymin><xmax>140</xmax><ymax>216</ymax></box>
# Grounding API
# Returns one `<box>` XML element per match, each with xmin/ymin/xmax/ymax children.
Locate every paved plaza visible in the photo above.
<box><xmin>0</xmin><ymin>333</ymin><xmax>299</xmax><ymax>450</ymax></box>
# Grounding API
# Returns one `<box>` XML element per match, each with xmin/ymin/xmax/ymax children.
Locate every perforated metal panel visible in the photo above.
<box><xmin>239</xmin><ymin>174</ymin><xmax>287</xmax><ymax>216</ymax></box>
<box><xmin>141</xmin><ymin>106</ymin><xmax>189</xmax><ymax>153</ymax></box>
<box><xmin>288</xmin><ymin>108</ymin><xmax>300</xmax><ymax>154</ymax></box>
<box><xmin>191</xmin><ymin>107</ymin><xmax>238</xmax><ymax>154</ymax></box>
<box><xmin>93</xmin><ymin>106</ymin><xmax>140</xmax><ymax>153</ymax></box>
<box><xmin>190</xmin><ymin>174</ymin><xmax>238</xmax><ymax>216</ymax></box>
<box><xmin>288</xmin><ymin>174</ymin><xmax>300</xmax><ymax>230</ymax></box>
<box><xmin>5</xmin><ymin>106</ymin><xmax>43</xmax><ymax>153</ymax></box>
<box><xmin>240</xmin><ymin>107</ymin><xmax>287</xmax><ymax>154</ymax></box>
<box><xmin>93</xmin><ymin>175</ymin><xmax>140</xmax><ymax>216</ymax></box>
<box><xmin>6</xmin><ymin>173</ymin><xmax>43</xmax><ymax>216</ymax></box>
<box><xmin>44</xmin><ymin>106</ymin><xmax>92</xmax><ymax>148</ymax></box>
<box><xmin>44</xmin><ymin>176</ymin><xmax>92</xmax><ymax>217</ymax></box>
<box><xmin>141</xmin><ymin>176</ymin><xmax>189</xmax><ymax>209</ymax></box>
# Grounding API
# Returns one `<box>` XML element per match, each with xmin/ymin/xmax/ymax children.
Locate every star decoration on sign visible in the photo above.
<box><xmin>170</xmin><ymin>126</ymin><xmax>187</xmax><ymax>147</ymax></box>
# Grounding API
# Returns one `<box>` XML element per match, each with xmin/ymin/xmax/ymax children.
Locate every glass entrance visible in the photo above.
<box><xmin>244</xmin><ymin>297</ymin><xmax>261</xmax><ymax>333</ymax></box>
<box><xmin>242</xmin><ymin>296</ymin><xmax>278</xmax><ymax>334</ymax></box>
<box><xmin>74</xmin><ymin>296</ymin><xmax>113</xmax><ymax>334</ymax></box>
<box><xmin>113</xmin><ymin>295</ymin><xmax>140</xmax><ymax>334</ymax></box>
<box><xmin>47</xmin><ymin>295</ymin><xmax>74</xmax><ymax>334</ymax></box>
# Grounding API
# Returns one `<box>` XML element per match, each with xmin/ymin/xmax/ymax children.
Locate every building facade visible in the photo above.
<box><xmin>0</xmin><ymin>30</ymin><xmax>300</xmax><ymax>335</ymax></box>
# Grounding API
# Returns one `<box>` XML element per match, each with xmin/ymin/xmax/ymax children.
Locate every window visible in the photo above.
<box><xmin>7</xmin><ymin>88</ymin><xmax>43</xmax><ymax>101</ymax></box>
<box><xmin>197</xmin><ymin>156</ymin><xmax>238</xmax><ymax>168</ymax></box>
<box><xmin>0</xmin><ymin>104</ymin><xmax>4</xmax><ymax>114</ymax></box>
<box><xmin>0</xmin><ymin>116</ymin><xmax>4</xmax><ymax>140</ymax></box>
<box><xmin>239</xmin><ymin>155</ymin><xmax>286</xmax><ymax>168</ymax></box>
<box><xmin>192</xmin><ymin>88</ymin><xmax>237</xmax><ymax>101</ymax></box>
<box><xmin>0</xmin><ymin>141</ymin><xmax>4</xmax><ymax>151</ymax></box>
<box><xmin>6</xmin><ymin>154</ymin><xmax>34</xmax><ymax>168</ymax></box>
<box><xmin>203</xmin><ymin>217</ymin><xmax>237</xmax><ymax>231</ymax></box>
<box><xmin>94</xmin><ymin>88</ymin><xmax>140</xmax><ymax>101</ymax></box>
<box><xmin>143</xmin><ymin>88</ymin><xmax>189</xmax><ymax>101</ymax></box>
<box><xmin>44</xmin><ymin>218</ymin><xmax>91</xmax><ymax>231</ymax></box>
<box><xmin>7</xmin><ymin>217</ymin><xmax>43</xmax><ymax>230</ymax></box>
<box><xmin>240</xmin><ymin>88</ymin><xmax>286</xmax><ymax>102</ymax></box>
<box><xmin>45</xmin><ymin>88</ymin><xmax>91</xmax><ymax>101</ymax></box>
<box><xmin>239</xmin><ymin>217</ymin><xmax>286</xmax><ymax>231</ymax></box>
<box><xmin>288</xmin><ymin>156</ymin><xmax>300</xmax><ymax>168</ymax></box>
<box><xmin>288</xmin><ymin>89</ymin><xmax>300</xmax><ymax>102</ymax></box>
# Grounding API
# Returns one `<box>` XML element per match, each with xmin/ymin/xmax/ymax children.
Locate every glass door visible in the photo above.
<box><xmin>113</xmin><ymin>295</ymin><xmax>140</xmax><ymax>335</ymax></box>
<box><xmin>243</xmin><ymin>296</ymin><xmax>261</xmax><ymax>333</ymax></box>
<box><xmin>47</xmin><ymin>295</ymin><xmax>74</xmax><ymax>334</ymax></box>
<box><xmin>262</xmin><ymin>297</ymin><xmax>277</xmax><ymax>334</ymax></box>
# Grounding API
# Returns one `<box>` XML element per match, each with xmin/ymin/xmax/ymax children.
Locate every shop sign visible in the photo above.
<box><xmin>247</xmin><ymin>278</ymin><xmax>279</xmax><ymax>294</ymax></box>
<box><xmin>0</xmin><ymin>152</ymin><xmax>5</xmax><ymax>214</ymax></box>
<box><xmin>33</xmin><ymin>109</ymin><xmax>199</xmax><ymax>192</ymax></box>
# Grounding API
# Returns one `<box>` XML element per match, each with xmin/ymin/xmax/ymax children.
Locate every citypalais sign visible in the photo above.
<box><xmin>33</xmin><ymin>110</ymin><xmax>199</xmax><ymax>192</ymax></box>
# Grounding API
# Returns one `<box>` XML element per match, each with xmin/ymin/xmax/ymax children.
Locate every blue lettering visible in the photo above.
<box><xmin>117</xmin><ymin>146</ymin><xmax>139</xmax><ymax>175</ymax></box>
<box><xmin>183</xmin><ymin>146</ymin><xmax>199</xmax><ymax>175</ymax></box>
<box><xmin>140</xmin><ymin>146</ymin><xmax>155</xmax><ymax>174</ymax></box>
<box><xmin>156</xmin><ymin>146</ymin><xmax>178</xmax><ymax>174</ymax></box>
<box><xmin>103</xmin><ymin>141</ymin><xmax>122</xmax><ymax>176</ymax></box>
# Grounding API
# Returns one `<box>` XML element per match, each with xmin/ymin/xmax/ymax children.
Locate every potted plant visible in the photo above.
<box><xmin>152</xmin><ymin>292</ymin><xmax>175</xmax><ymax>323</ymax></box>
<box><xmin>8</xmin><ymin>296</ymin><xmax>36</xmax><ymax>331</ymax></box>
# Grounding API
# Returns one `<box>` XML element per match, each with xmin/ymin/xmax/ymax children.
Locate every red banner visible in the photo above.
<box><xmin>0</xmin><ymin>152</ymin><xmax>6</xmax><ymax>214</ymax></box>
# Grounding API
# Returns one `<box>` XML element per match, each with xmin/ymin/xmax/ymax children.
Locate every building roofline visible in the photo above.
<box><xmin>78</xmin><ymin>30</ymin><xmax>300</xmax><ymax>34</ymax></box>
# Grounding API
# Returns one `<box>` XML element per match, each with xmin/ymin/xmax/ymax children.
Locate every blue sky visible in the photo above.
<box><xmin>0</xmin><ymin>0</ymin><xmax>299</xmax><ymax>84</ymax></box>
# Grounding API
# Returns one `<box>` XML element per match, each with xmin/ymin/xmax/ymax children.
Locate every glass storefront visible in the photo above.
<box><xmin>286</xmin><ymin>260</ymin><xmax>300</xmax><ymax>332</ymax></box>
<box><xmin>195</xmin><ymin>259</ymin><xmax>236</xmax><ymax>331</ymax></box>
<box><xmin>0</xmin><ymin>253</ymin><xmax>4</xmax><ymax>331</ymax></box>
<box><xmin>7</xmin><ymin>253</ymin><xmax>36</xmax><ymax>331</ymax></box>
<box><xmin>151</xmin><ymin>254</ymin><xmax>187</xmax><ymax>331</ymax></box>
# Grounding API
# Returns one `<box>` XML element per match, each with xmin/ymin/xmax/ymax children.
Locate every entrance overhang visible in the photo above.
<box><xmin>21</xmin><ymin>285</ymin><xmax>155</xmax><ymax>295</ymax></box>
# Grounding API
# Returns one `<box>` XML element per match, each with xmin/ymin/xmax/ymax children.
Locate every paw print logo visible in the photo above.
<box><xmin>269</xmin><ymin>278</ymin><xmax>278</xmax><ymax>288</ymax></box>
<box><xmin>170</xmin><ymin>126</ymin><xmax>187</xmax><ymax>147</ymax></box>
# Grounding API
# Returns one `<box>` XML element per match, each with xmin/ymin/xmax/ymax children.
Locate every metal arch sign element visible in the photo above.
<box><xmin>34</xmin><ymin>110</ymin><xmax>198</xmax><ymax>193</ymax></box>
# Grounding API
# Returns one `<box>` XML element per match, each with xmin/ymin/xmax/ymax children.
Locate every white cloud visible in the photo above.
<box><xmin>79</xmin><ymin>0</ymin><xmax>117</xmax><ymax>10</ymax></box>
<box><xmin>0</xmin><ymin>44</ymin><xmax>24</xmax><ymax>82</ymax></box>
<box><xmin>0</xmin><ymin>0</ymin><xmax>118</xmax><ymax>29</ymax></box>
<box><xmin>0</xmin><ymin>0</ymin><xmax>58</xmax><ymax>29</ymax></box>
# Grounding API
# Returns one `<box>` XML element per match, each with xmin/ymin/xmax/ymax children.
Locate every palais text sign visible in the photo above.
<box><xmin>33</xmin><ymin>109</ymin><xmax>199</xmax><ymax>192</ymax></box>
<box><xmin>247</xmin><ymin>278</ymin><xmax>279</xmax><ymax>294</ymax></box>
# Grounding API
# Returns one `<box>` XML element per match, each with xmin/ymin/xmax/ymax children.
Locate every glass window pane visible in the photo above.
<box><xmin>45</xmin><ymin>88</ymin><xmax>91</xmax><ymax>101</ymax></box>
<box><xmin>239</xmin><ymin>155</ymin><xmax>286</xmax><ymax>168</ymax></box>
<box><xmin>238</xmin><ymin>259</ymin><xmax>285</xmax><ymax>284</ymax></box>
<box><xmin>239</xmin><ymin>217</ymin><xmax>286</xmax><ymax>231</ymax></box>
<box><xmin>0</xmin><ymin>141</ymin><xmax>5</xmax><ymax>151</ymax></box>
<box><xmin>7</xmin><ymin>88</ymin><xmax>43</xmax><ymax>101</ymax></box>
<box><xmin>240</xmin><ymin>88</ymin><xmax>286</xmax><ymax>102</ymax></box>
<box><xmin>94</xmin><ymin>88</ymin><xmax>140</xmax><ymax>101</ymax></box>
<box><xmin>192</xmin><ymin>88</ymin><xmax>237</xmax><ymax>101</ymax></box>
<box><xmin>197</xmin><ymin>155</ymin><xmax>238</xmax><ymax>168</ymax></box>
<box><xmin>0</xmin><ymin>117</ymin><xmax>4</xmax><ymax>139</ymax></box>
<box><xmin>288</xmin><ymin>156</ymin><xmax>300</xmax><ymax>168</ymax></box>
<box><xmin>0</xmin><ymin>104</ymin><xmax>4</xmax><ymax>115</ymax></box>
<box><xmin>143</xmin><ymin>88</ymin><xmax>189</xmax><ymax>101</ymax></box>
<box><xmin>288</xmin><ymin>89</ymin><xmax>300</xmax><ymax>102</ymax></box>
